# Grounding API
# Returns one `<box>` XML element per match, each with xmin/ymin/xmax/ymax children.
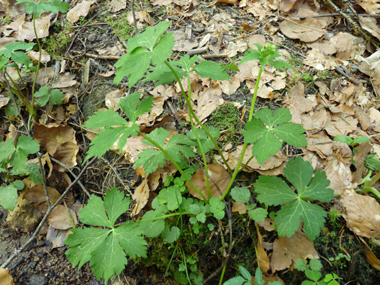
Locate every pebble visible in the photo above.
<box><xmin>29</xmin><ymin>275</ymin><xmax>48</xmax><ymax>285</ymax></box>
<box><xmin>88</xmin><ymin>33</ymin><xmax>97</xmax><ymax>42</ymax></box>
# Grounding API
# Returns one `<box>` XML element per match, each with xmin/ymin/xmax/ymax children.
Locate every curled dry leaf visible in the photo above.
<box><xmin>24</xmin><ymin>185</ymin><xmax>62</xmax><ymax>212</ymax></box>
<box><xmin>105</xmin><ymin>89</ymin><xmax>124</xmax><ymax>111</ymax></box>
<box><xmin>0</xmin><ymin>267</ymin><xmax>14</xmax><ymax>285</ymax></box>
<box><xmin>34</xmin><ymin>124</ymin><xmax>79</xmax><ymax>171</ymax></box>
<box><xmin>279</xmin><ymin>17</ymin><xmax>327</xmax><ymax>42</ymax></box>
<box><xmin>341</xmin><ymin>189</ymin><xmax>380</xmax><ymax>239</ymax></box>
<box><xmin>186</xmin><ymin>163</ymin><xmax>231</xmax><ymax>200</ymax></box>
<box><xmin>28</xmin><ymin>50</ymin><xmax>50</xmax><ymax>64</ymax></box>
<box><xmin>257</xmin><ymin>218</ymin><xmax>275</xmax><ymax>232</ymax></box>
<box><xmin>0</xmin><ymin>96</ymin><xmax>10</xmax><ymax>108</ymax></box>
<box><xmin>108</xmin><ymin>0</ymin><xmax>127</xmax><ymax>12</ymax></box>
<box><xmin>46</xmin><ymin>226</ymin><xmax>72</xmax><ymax>249</ymax></box>
<box><xmin>361</xmin><ymin>238</ymin><xmax>380</xmax><ymax>271</ymax></box>
<box><xmin>6</xmin><ymin>187</ymin><xmax>42</xmax><ymax>232</ymax></box>
<box><xmin>271</xmin><ymin>226</ymin><xmax>319</xmax><ymax>272</ymax></box>
<box><xmin>232</xmin><ymin>201</ymin><xmax>247</xmax><ymax>214</ymax></box>
<box><xmin>131</xmin><ymin>178</ymin><xmax>150</xmax><ymax>216</ymax></box>
<box><xmin>66</xmin><ymin>0</ymin><xmax>96</xmax><ymax>24</ymax></box>
<box><xmin>222</xmin><ymin>145</ymin><xmax>285</xmax><ymax>173</ymax></box>
<box><xmin>256</xmin><ymin>223</ymin><xmax>270</xmax><ymax>274</ymax></box>
<box><xmin>48</xmin><ymin>204</ymin><xmax>78</xmax><ymax>230</ymax></box>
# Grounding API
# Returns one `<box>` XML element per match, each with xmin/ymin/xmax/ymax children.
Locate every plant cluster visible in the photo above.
<box><xmin>295</xmin><ymin>258</ymin><xmax>343</xmax><ymax>285</ymax></box>
<box><xmin>0</xmin><ymin>0</ymin><xmax>69</xmax><ymax>211</ymax></box>
<box><xmin>2</xmin><ymin>2</ymin><xmax>374</xmax><ymax>284</ymax></box>
<box><xmin>61</xmin><ymin>21</ymin><xmax>335</xmax><ymax>284</ymax></box>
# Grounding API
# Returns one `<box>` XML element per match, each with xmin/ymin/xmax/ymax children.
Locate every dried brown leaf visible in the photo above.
<box><xmin>186</xmin><ymin>164</ymin><xmax>231</xmax><ymax>200</ymax></box>
<box><xmin>341</xmin><ymin>190</ymin><xmax>380</xmax><ymax>239</ymax></box>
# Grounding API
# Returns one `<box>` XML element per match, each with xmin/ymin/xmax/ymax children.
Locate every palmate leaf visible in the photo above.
<box><xmin>114</xmin><ymin>21</ymin><xmax>174</xmax><ymax>87</ymax></box>
<box><xmin>254</xmin><ymin>157</ymin><xmax>334</xmax><ymax>241</ymax></box>
<box><xmin>0</xmin><ymin>180</ymin><xmax>24</xmax><ymax>210</ymax></box>
<box><xmin>34</xmin><ymin>86</ymin><xmax>64</xmax><ymax>106</ymax></box>
<box><xmin>186</xmin><ymin>126</ymin><xmax>220</xmax><ymax>154</ymax></box>
<box><xmin>192</xmin><ymin>60</ymin><xmax>231</xmax><ymax>81</ymax></box>
<box><xmin>134</xmin><ymin>128</ymin><xmax>196</xmax><ymax>175</ymax></box>
<box><xmin>64</xmin><ymin>187</ymin><xmax>147</xmax><ymax>285</ymax></box>
<box><xmin>83</xmin><ymin>93</ymin><xmax>153</xmax><ymax>162</ymax></box>
<box><xmin>9</xmin><ymin>136</ymin><xmax>39</xmax><ymax>175</ymax></box>
<box><xmin>244</xmin><ymin>107</ymin><xmax>306</xmax><ymax>164</ymax></box>
<box><xmin>143</xmin><ymin>62</ymin><xmax>187</xmax><ymax>86</ymax></box>
<box><xmin>16</xmin><ymin>0</ymin><xmax>69</xmax><ymax>18</ymax></box>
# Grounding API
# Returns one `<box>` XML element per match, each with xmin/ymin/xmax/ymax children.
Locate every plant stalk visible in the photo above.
<box><xmin>141</xmin><ymin>133</ymin><xmax>208</xmax><ymax>202</ymax></box>
<box><xmin>220</xmin><ymin>67</ymin><xmax>264</xmax><ymax>201</ymax></box>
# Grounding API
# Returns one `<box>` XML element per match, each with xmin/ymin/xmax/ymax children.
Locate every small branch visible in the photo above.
<box><xmin>334</xmin><ymin>67</ymin><xmax>360</xmax><ymax>85</ymax></box>
<box><xmin>99</xmin><ymin>157</ymin><xmax>132</xmax><ymax>196</ymax></box>
<box><xmin>49</xmin><ymin>156</ymin><xmax>91</xmax><ymax>198</ymax></box>
<box><xmin>1</xmin><ymin>157</ymin><xmax>96</xmax><ymax>269</ymax></box>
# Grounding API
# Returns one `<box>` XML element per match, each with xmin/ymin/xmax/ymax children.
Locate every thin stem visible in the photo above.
<box><xmin>219</xmin><ymin>263</ymin><xmax>227</xmax><ymax>285</ymax></box>
<box><xmin>31</xmin><ymin>14</ymin><xmax>42</xmax><ymax>116</ymax></box>
<box><xmin>367</xmin><ymin>171</ymin><xmax>380</xmax><ymax>188</ymax></box>
<box><xmin>140</xmin><ymin>133</ymin><xmax>208</xmax><ymax>202</ymax></box>
<box><xmin>220</xmin><ymin>67</ymin><xmax>264</xmax><ymax>201</ymax></box>
<box><xmin>4</xmin><ymin>70</ymin><xmax>29</xmax><ymax>109</ymax></box>
<box><xmin>186</xmin><ymin>74</ymin><xmax>211</xmax><ymax>199</ymax></box>
<box><xmin>15</xmin><ymin>67</ymin><xmax>30</xmax><ymax>99</ymax></box>
<box><xmin>3</xmin><ymin>72</ymin><xmax>30</xmax><ymax>135</ymax></box>
<box><xmin>362</xmin><ymin>186</ymin><xmax>380</xmax><ymax>200</ymax></box>
<box><xmin>136</xmin><ymin>212</ymin><xmax>192</xmax><ymax>223</ymax></box>
<box><xmin>163</xmin><ymin>61</ymin><xmax>232</xmax><ymax>174</ymax></box>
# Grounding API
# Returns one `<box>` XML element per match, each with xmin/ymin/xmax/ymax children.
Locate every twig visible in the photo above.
<box><xmin>100</xmin><ymin>157</ymin><xmax>132</xmax><ymax>195</ymax></box>
<box><xmin>188</xmin><ymin>47</ymin><xmax>208</xmax><ymax>56</ymax></box>
<box><xmin>69</xmin><ymin>50</ymin><xmax>121</xmax><ymax>60</ymax></box>
<box><xmin>1</xmin><ymin>157</ymin><xmax>96</xmax><ymax>269</ymax></box>
<box><xmin>49</xmin><ymin>156</ymin><xmax>91</xmax><ymax>198</ymax></box>
<box><xmin>202</xmin><ymin>54</ymin><xmax>229</xmax><ymax>59</ymax></box>
<box><xmin>334</xmin><ymin>67</ymin><xmax>360</xmax><ymax>85</ymax></box>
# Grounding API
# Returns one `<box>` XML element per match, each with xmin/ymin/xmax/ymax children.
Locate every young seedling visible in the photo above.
<box><xmin>223</xmin><ymin>265</ymin><xmax>282</xmax><ymax>285</ymax></box>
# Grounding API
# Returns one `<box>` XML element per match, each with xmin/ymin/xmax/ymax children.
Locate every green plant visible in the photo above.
<box><xmin>295</xmin><ymin>258</ymin><xmax>343</xmax><ymax>285</ymax></box>
<box><xmin>0</xmin><ymin>136</ymin><xmax>41</xmax><ymax>210</ymax></box>
<box><xmin>0</xmin><ymin>0</ymin><xmax>69</xmax><ymax>118</ymax></box>
<box><xmin>329</xmin><ymin>253</ymin><xmax>351</xmax><ymax>269</ymax></box>
<box><xmin>107</xmin><ymin>12</ymin><xmax>135</xmax><ymax>41</ymax></box>
<box><xmin>223</xmin><ymin>265</ymin><xmax>282</xmax><ymax>285</ymax></box>
<box><xmin>34</xmin><ymin>85</ymin><xmax>64</xmax><ymax>106</ymax></box>
<box><xmin>0</xmin><ymin>0</ymin><xmax>69</xmax><ymax>223</ymax></box>
<box><xmin>333</xmin><ymin>134</ymin><xmax>371</xmax><ymax>149</ymax></box>
<box><xmin>334</xmin><ymin>135</ymin><xmax>380</xmax><ymax>200</ymax></box>
<box><xmin>63</xmin><ymin>22</ymin><xmax>333</xmax><ymax>284</ymax></box>
<box><xmin>0</xmin><ymin>16</ymin><xmax>12</xmax><ymax>24</ymax></box>
<box><xmin>302</xmin><ymin>73</ymin><xmax>313</xmax><ymax>83</ymax></box>
<box><xmin>328</xmin><ymin>208</ymin><xmax>341</xmax><ymax>226</ymax></box>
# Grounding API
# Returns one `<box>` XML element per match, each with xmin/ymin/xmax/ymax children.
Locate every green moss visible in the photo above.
<box><xmin>208</xmin><ymin>103</ymin><xmax>241</xmax><ymax>129</ymax></box>
<box><xmin>208</xmin><ymin>103</ymin><xmax>243</xmax><ymax>144</ymax></box>
<box><xmin>107</xmin><ymin>12</ymin><xmax>135</xmax><ymax>41</ymax></box>
<box><xmin>42</xmin><ymin>20</ymin><xmax>72</xmax><ymax>60</ymax></box>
